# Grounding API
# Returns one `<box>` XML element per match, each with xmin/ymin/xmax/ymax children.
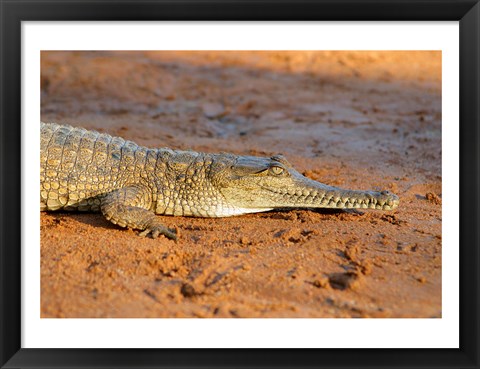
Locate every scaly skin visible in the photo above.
<box><xmin>40</xmin><ymin>122</ymin><xmax>400</xmax><ymax>240</ymax></box>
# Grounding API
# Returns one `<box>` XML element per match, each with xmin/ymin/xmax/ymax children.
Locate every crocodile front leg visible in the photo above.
<box><xmin>100</xmin><ymin>185</ymin><xmax>177</xmax><ymax>240</ymax></box>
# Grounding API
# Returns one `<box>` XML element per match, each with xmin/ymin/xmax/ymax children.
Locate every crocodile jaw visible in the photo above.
<box><xmin>221</xmin><ymin>180</ymin><xmax>399</xmax><ymax>213</ymax></box>
<box><xmin>257</xmin><ymin>176</ymin><xmax>400</xmax><ymax>211</ymax></box>
<box><xmin>260</xmin><ymin>186</ymin><xmax>400</xmax><ymax>211</ymax></box>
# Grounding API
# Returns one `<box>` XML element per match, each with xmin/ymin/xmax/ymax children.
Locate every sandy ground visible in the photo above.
<box><xmin>40</xmin><ymin>51</ymin><xmax>442</xmax><ymax>318</ymax></box>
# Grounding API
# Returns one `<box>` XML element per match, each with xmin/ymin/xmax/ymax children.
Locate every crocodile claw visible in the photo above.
<box><xmin>139</xmin><ymin>225</ymin><xmax>177</xmax><ymax>241</ymax></box>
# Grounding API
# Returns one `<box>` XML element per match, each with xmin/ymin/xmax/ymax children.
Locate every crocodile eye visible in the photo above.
<box><xmin>269</xmin><ymin>166</ymin><xmax>284</xmax><ymax>175</ymax></box>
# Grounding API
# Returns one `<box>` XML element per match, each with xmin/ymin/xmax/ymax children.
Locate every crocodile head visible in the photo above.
<box><xmin>214</xmin><ymin>154</ymin><xmax>399</xmax><ymax>214</ymax></box>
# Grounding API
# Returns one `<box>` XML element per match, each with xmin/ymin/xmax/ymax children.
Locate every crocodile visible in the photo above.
<box><xmin>41</xmin><ymin>122</ymin><xmax>399</xmax><ymax>240</ymax></box>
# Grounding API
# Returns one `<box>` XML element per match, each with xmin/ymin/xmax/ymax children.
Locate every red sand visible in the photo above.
<box><xmin>41</xmin><ymin>51</ymin><xmax>441</xmax><ymax>318</ymax></box>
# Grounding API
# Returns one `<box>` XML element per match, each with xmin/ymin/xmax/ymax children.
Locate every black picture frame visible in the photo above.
<box><xmin>1</xmin><ymin>1</ymin><xmax>479</xmax><ymax>368</ymax></box>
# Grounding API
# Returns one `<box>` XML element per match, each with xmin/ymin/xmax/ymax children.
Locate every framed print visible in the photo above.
<box><xmin>1</xmin><ymin>1</ymin><xmax>479</xmax><ymax>368</ymax></box>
